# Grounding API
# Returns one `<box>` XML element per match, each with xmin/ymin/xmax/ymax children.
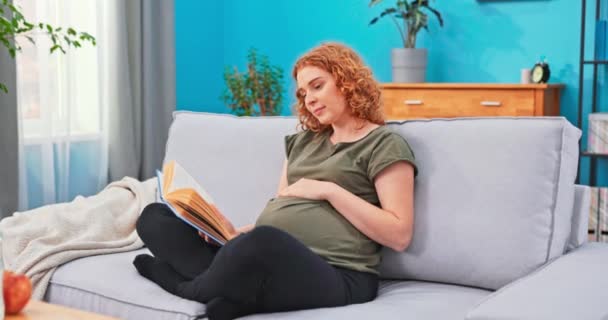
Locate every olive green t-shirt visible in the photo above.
<box><xmin>255</xmin><ymin>126</ymin><xmax>417</xmax><ymax>274</ymax></box>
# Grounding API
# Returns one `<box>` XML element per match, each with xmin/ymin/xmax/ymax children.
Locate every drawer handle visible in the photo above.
<box><xmin>481</xmin><ymin>101</ymin><xmax>501</xmax><ymax>107</ymax></box>
<box><xmin>404</xmin><ymin>99</ymin><xmax>423</xmax><ymax>105</ymax></box>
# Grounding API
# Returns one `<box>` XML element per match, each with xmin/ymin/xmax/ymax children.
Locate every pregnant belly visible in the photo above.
<box><xmin>255</xmin><ymin>197</ymin><xmax>363</xmax><ymax>251</ymax></box>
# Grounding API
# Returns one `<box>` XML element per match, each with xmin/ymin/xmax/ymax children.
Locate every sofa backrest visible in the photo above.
<box><xmin>163</xmin><ymin>111</ymin><xmax>298</xmax><ymax>228</ymax></box>
<box><xmin>379</xmin><ymin>117</ymin><xmax>580</xmax><ymax>290</ymax></box>
<box><xmin>163</xmin><ymin>112</ymin><xmax>581</xmax><ymax>290</ymax></box>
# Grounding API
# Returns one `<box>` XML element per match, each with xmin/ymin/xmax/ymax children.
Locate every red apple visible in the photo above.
<box><xmin>3</xmin><ymin>270</ymin><xmax>32</xmax><ymax>315</ymax></box>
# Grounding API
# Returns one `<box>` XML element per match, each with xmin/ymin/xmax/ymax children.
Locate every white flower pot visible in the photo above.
<box><xmin>391</xmin><ymin>48</ymin><xmax>428</xmax><ymax>83</ymax></box>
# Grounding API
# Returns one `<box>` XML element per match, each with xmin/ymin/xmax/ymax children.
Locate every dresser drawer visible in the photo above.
<box><xmin>382</xmin><ymin>88</ymin><xmax>536</xmax><ymax>119</ymax></box>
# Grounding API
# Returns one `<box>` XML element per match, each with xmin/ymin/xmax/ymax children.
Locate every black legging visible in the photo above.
<box><xmin>134</xmin><ymin>203</ymin><xmax>378</xmax><ymax>319</ymax></box>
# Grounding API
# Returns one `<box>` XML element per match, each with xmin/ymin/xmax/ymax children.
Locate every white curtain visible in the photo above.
<box><xmin>15</xmin><ymin>0</ymin><xmax>175</xmax><ymax>210</ymax></box>
<box><xmin>15</xmin><ymin>0</ymin><xmax>106</xmax><ymax>209</ymax></box>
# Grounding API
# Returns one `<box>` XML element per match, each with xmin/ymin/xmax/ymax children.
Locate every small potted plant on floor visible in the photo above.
<box><xmin>369</xmin><ymin>0</ymin><xmax>443</xmax><ymax>83</ymax></box>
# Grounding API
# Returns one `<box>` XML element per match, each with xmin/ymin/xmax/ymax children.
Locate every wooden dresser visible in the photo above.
<box><xmin>380</xmin><ymin>83</ymin><xmax>564</xmax><ymax>120</ymax></box>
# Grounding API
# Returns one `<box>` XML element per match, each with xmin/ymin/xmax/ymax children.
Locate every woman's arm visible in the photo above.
<box><xmin>276</xmin><ymin>159</ymin><xmax>289</xmax><ymax>196</ymax></box>
<box><xmin>324</xmin><ymin>161</ymin><xmax>415</xmax><ymax>252</ymax></box>
<box><xmin>279</xmin><ymin>161</ymin><xmax>415</xmax><ymax>252</ymax></box>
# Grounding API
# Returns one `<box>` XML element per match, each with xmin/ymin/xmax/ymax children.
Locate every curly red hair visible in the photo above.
<box><xmin>292</xmin><ymin>42</ymin><xmax>385</xmax><ymax>132</ymax></box>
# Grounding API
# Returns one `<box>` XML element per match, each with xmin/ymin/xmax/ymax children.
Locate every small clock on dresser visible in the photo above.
<box><xmin>531</xmin><ymin>61</ymin><xmax>551</xmax><ymax>84</ymax></box>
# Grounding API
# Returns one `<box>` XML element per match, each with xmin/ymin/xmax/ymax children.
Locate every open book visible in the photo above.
<box><xmin>156</xmin><ymin>160</ymin><xmax>233</xmax><ymax>245</ymax></box>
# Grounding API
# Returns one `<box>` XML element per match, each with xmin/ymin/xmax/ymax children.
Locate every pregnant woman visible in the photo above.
<box><xmin>133</xmin><ymin>42</ymin><xmax>417</xmax><ymax>320</ymax></box>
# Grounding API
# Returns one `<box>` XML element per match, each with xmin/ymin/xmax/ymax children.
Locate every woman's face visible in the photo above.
<box><xmin>296</xmin><ymin>65</ymin><xmax>349</xmax><ymax>125</ymax></box>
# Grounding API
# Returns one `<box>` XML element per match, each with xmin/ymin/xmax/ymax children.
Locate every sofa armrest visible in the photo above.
<box><xmin>466</xmin><ymin>243</ymin><xmax>608</xmax><ymax>320</ymax></box>
<box><xmin>567</xmin><ymin>184</ymin><xmax>591</xmax><ymax>251</ymax></box>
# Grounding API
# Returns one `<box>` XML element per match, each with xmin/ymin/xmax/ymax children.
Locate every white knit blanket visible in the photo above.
<box><xmin>0</xmin><ymin>177</ymin><xmax>157</xmax><ymax>299</ymax></box>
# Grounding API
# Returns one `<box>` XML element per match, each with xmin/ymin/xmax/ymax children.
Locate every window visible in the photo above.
<box><xmin>15</xmin><ymin>0</ymin><xmax>107</xmax><ymax>209</ymax></box>
<box><xmin>15</xmin><ymin>0</ymin><xmax>101</xmax><ymax>143</ymax></box>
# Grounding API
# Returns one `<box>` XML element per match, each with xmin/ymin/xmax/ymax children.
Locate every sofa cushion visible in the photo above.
<box><xmin>465</xmin><ymin>243</ymin><xmax>608</xmax><ymax>320</ymax></box>
<box><xmin>379</xmin><ymin>117</ymin><xmax>580</xmax><ymax>290</ymax></box>
<box><xmin>240</xmin><ymin>281</ymin><xmax>490</xmax><ymax>319</ymax></box>
<box><xmin>47</xmin><ymin>249</ymin><xmax>490</xmax><ymax>320</ymax></box>
<box><xmin>46</xmin><ymin>249</ymin><xmax>206</xmax><ymax>320</ymax></box>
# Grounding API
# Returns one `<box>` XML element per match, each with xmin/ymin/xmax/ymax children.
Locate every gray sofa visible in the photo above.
<box><xmin>44</xmin><ymin>112</ymin><xmax>608</xmax><ymax>319</ymax></box>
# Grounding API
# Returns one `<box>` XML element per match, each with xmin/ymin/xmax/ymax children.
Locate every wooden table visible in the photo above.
<box><xmin>6</xmin><ymin>301</ymin><xmax>119</xmax><ymax>320</ymax></box>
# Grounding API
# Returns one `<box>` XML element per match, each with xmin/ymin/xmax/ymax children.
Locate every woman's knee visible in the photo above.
<box><xmin>136</xmin><ymin>203</ymin><xmax>171</xmax><ymax>236</ymax></box>
<box><xmin>246</xmin><ymin>226</ymin><xmax>291</xmax><ymax>244</ymax></box>
<box><xmin>236</xmin><ymin>226</ymin><xmax>300</xmax><ymax>259</ymax></box>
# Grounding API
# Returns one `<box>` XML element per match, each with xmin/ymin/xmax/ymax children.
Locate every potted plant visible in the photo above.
<box><xmin>221</xmin><ymin>48</ymin><xmax>284</xmax><ymax>116</ymax></box>
<box><xmin>369</xmin><ymin>0</ymin><xmax>443</xmax><ymax>83</ymax></box>
<box><xmin>0</xmin><ymin>0</ymin><xmax>95</xmax><ymax>93</ymax></box>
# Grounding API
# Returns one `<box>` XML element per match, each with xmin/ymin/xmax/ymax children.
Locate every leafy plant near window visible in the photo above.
<box><xmin>221</xmin><ymin>48</ymin><xmax>284</xmax><ymax>116</ymax></box>
<box><xmin>0</xmin><ymin>0</ymin><xmax>95</xmax><ymax>93</ymax></box>
<box><xmin>368</xmin><ymin>0</ymin><xmax>443</xmax><ymax>49</ymax></box>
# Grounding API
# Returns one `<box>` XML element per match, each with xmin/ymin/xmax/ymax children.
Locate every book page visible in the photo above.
<box><xmin>164</xmin><ymin>196</ymin><xmax>227</xmax><ymax>244</ymax></box>
<box><xmin>166</xmin><ymin>161</ymin><xmax>216</xmax><ymax>206</ymax></box>
<box><xmin>170</xmin><ymin>190</ymin><xmax>232</xmax><ymax>238</ymax></box>
<box><xmin>159</xmin><ymin>160</ymin><xmax>232</xmax><ymax>245</ymax></box>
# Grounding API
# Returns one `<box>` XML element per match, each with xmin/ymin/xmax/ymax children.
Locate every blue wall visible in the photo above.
<box><xmin>175</xmin><ymin>0</ymin><xmax>606</xmax><ymax>186</ymax></box>
<box><xmin>175</xmin><ymin>0</ymin><xmax>225</xmax><ymax>113</ymax></box>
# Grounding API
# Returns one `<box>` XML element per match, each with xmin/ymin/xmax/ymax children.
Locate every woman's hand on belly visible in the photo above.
<box><xmin>277</xmin><ymin>178</ymin><xmax>335</xmax><ymax>201</ymax></box>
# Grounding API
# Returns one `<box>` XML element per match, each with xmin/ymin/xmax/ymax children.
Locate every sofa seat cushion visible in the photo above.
<box><xmin>47</xmin><ymin>249</ymin><xmax>491</xmax><ymax>320</ymax></box>
<box><xmin>465</xmin><ymin>243</ymin><xmax>608</xmax><ymax>320</ymax></box>
<box><xmin>46</xmin><ymin>248</ymin><xmax>207</xmax><ymax>320</ymax></box>
<box><xmin>240</xmin><ymin>281</ymin><xmax>491</xmax><ymax>319</ymax></box>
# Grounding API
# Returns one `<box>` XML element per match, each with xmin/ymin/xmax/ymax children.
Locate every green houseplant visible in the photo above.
<box><xmin>0</xmin><ymin>0</ymin><xmax>95</xmax><ymax>93</ymax></box>
<box><xmin>369</xmin><ymin>0</ymin><xmax>443</xmax><ymax>82</ymax></box>
<box><xmin>221</xmin><ymin>48</ymin><xmax>284</xmax><ymax>116</ymax></box>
